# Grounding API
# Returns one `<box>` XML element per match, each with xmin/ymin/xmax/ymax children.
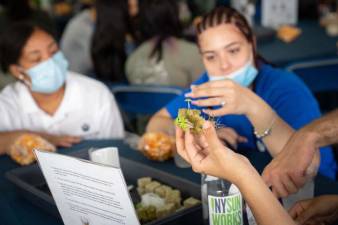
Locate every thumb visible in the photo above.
<box><xmin>261</xmin><ymin>168</ymin><xmax>272</xmax><ymax>187</ymax></box>
<box><xmin>295</xmin><ymin>204</ymin><xmax>316</xmax><ymax>224</ymax></box>
<box><xmin>203</xmin><ymin>121</ymin><xmax>222</xmax><ymax>149</ymax></box>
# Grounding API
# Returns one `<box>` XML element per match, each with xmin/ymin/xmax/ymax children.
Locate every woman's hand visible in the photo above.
<box><xmin>185</xmin><ymin>80</ymin><xmax>258</xmax><ymax>117</ymax></box>
<box><xmin>216</xmin><ymin>127</ymin><xmax>248</xmax><ymax>149</ymax></box>
<box><xmin>175</xmin><ymin>120</ymin><xmax>250</xmax><ymax>184</ymax></box>
<box><xmin>41</xmin><ymin>134</ymin><xmax>81</xmax><ymax>148</ymax></box>
<box><xmin>289</xmin><ymin>195</ymin><xmax>338</xmax><ymax>225</ymax></box>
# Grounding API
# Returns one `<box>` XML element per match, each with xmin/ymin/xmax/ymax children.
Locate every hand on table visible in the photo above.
<box><xmin>289</xmin><ymin>195</ymin><xmax>338</xmax><ymax>225</ymax></box>
<box><xmin>216</xmin><ymin>127</ymin><xmax>248</xmax><ymax>149</ymax></box>
<box><xmin>43</xmin><ymin>134</ymin><xmax>81</xmax><ymax>148</ymax></box>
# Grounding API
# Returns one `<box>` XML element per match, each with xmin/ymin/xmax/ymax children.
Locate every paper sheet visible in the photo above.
<box><xmin>35</xmin><ymin>150</ymin><xmax>140</xmax><ymax>225</ymax></box>
<box><xmin>262</xmin><ymin>0</ymin><xmax>298</xmax><ymax>28</ymax></box>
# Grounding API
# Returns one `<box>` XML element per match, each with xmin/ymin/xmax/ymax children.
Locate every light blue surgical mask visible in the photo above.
<box><xmin>208</xmin><ymin>60</ymin><xmax>258</xmax><ymax>87</ymax></box>
<box><xmin>25</xmin><ymin>51</ymin><xmax>68</xmax><ymax>93</ymax></box>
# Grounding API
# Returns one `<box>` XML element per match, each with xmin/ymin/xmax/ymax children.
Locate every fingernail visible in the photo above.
<box><xmin>185</xmin><ymin>92</ymin><xmax>192</xmax><ymax>97</ymax></box>
<box><xmin>191</xmin><ymin>100</ymin><xmax>198</xmax><ymax>105</ymax></box>
<box><xmin>190</xmin><ymin>85</ymin><xmax>196</xmax><ymax>89</ymax></box>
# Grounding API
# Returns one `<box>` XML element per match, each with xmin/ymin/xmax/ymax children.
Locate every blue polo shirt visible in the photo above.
<box><xmin>166</xmin><ymin>63</ymin><xmax>337</xmax><ymax>179</ymax></box>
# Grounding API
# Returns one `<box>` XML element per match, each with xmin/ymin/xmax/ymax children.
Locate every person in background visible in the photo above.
<box><xmin>126</xmin><ymin>0</ymin><xmax>205</xmax><ymax>88</ymax></box>
<box><xmin>61</xmin><ymin>0</ymin><xmax>138</xmax><ymax>82</ymax></box>
<box><xmin>0</xmin><ymin>0</ymin><xmax>55</xmax><ymax>34</ymax></box>
<box><xmin>176</xmin><ymin>120</ymin><xmax>338</xmax><ymax>225</ymax></box>
<box><xmin>263</xmin><ymin>109</ymin><xmax>338</xmax><ymax>196</ymax></box>
<box><xmin>144</xmin><ymin>6</ymin><xmax>336</xmax><ymax>180</ymax></box>
<box><xmin>0</xmin><ymin>0</ymin><xmax>55</xmax><ymax>89</ymax></box>
<box><xmin>60</xmin><ymin>5</ymin><xmax>95</xmax><ymax>76</ymax></box>
<box><xmin>0</xmin><ymin>22</ymin><xmax>124</xmax><ymax>154</ymax></box>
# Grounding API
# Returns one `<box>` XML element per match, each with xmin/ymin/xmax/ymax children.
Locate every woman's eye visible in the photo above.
<box><xmin>229</xmin><ymin>48</ymin><xmax>240</xmax><ymax>54</ymax></box>
<box><xmin>205</xmin><ymin>55</ymin><xmax>215</xmax><ymax>61</ymax></box>
<box><xmin>29</xmin><ymin>57</ymin><xmax>42</xmax><ymax>64</ymax></box>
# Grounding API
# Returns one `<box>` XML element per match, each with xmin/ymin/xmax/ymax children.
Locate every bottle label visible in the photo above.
<box><xmin>208</xmin><ymin>193</ymin><xmax>243</xmax><ymax>225</ymax></box>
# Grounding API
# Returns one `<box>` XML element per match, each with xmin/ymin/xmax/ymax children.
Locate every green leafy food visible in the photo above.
<box><xmin>175</xmin><ymin>109</ymin><xmax>204</xmax><ymax>134</ymax></box>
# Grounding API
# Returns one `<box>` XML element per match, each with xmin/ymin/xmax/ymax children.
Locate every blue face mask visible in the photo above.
<box><xmin>208</xmin><ymin>60</ymin><xmax>258</xmax><ymax>87</ymax></box>
<box><xmin>25</xmin><ymin>51</ymin><xmax>68</xmax><ymax>94</ymax></box>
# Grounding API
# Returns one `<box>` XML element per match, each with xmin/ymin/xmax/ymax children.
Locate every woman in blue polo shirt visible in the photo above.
<box><xmin>145</xmin><ymin>6</ymin><xmax>337</xmax><ymax>180</ymax></box>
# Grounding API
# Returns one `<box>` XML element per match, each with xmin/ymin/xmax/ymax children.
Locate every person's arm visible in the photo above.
<box><xmin>176</xmin><ymin>121</ymin><xmax>296</xmax><ymax>225</ymax></box>
<box><xmin>303</xmin><ymin>109</ymin><xmax>338</xmax><ymax>147</ymax></box>
<box><xmin>289</xmin><ymin>195</ymin><xmax>338</xmax><ymax>225</ymax></box>
<box><xmin>0</xmin><ymin>130</ymin><xmax>81</xmax><ymax>155</ymax></box>
<box><xmin>146</xmin><ymin>108</ymin><xmax>176</xmax><ymax>136</ymax></box>
<box><xmin>0</xmin><ymin>131</ymin><xmax>27</xmax><ymax>154</ymax></box>
<box><xmin>262</xmin><ymin>109</ymin><xmax>338</xmax><ymax>197</ymax></box>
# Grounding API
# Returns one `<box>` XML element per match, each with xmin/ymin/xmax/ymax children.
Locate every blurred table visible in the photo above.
<box><xmin>257</xmin><ymin>20</ymin><xmax>338</xmax><ymax>66</ymax></box>
<box><xmin>0</xmin><ymin>139</ymin><xmax>337</xmax><ymax>225</ymax></box>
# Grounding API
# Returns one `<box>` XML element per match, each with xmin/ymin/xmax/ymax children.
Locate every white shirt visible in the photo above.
<box><xmin>0</xmin><ymin>72</ymin><xmax>124</xmax><ymax>139</ymax></box>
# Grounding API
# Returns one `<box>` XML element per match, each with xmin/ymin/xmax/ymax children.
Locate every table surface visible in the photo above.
<box><xmin>0</xmin><ymin>139</ymin><xmax>337</xmax><ymax>225</ymax></box>
<box><xmin>257</xmin><ymin>20</ymin><xmax>338</xmax><ymax>66</ymax></box>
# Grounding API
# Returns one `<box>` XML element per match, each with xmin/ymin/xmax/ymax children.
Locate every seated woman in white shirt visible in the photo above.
<box><xmin>0</xmin><ymin>22</ymin><xmax>124</xmax><ymax>154</ymax></box>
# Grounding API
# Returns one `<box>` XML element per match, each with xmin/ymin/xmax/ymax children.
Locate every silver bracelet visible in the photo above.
<box><xmin>254</xmin><ymin>115</ymin><xmax>276</xmax><ymax>139</ymax></box>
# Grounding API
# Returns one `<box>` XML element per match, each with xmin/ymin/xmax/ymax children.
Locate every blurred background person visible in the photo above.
<box><xmin>61</xmin><ymin>0</ymin><xmax>139</xmax><ymax>82</ymax></box>
<box><xmin>126</xmin><ymin>0</ymin><xmax>205</xmax><ymax>88</ymax></box>
<box><xmin>0</xmin><ymin>0</ymin><xmax>55</xmax><ymax>34</ymax></box>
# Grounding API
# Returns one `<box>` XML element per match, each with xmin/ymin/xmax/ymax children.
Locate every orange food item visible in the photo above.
<box><xmin>8</xmin><ymin>134</ymin><xmax>56</xmax><ymax>165</ymax></box>
<box><xmin>138</xmin><ymin>132</ymin><xmax>175</xmax><ymax>161</ymax></box>
<box><xmin>277</xmin><ymin>25</ymin><xmax>301</xmax><ymax>43</ymax></box>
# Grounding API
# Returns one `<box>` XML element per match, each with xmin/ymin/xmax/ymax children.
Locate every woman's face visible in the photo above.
<box><xmin>10</xmin><ymin>28</ymin><xmax>59</xmax><ymax>81</ymax></box>
<box><xmin>198</xmin><ymin>24</ymin><xmax>253</xmax><ymax>77</ymax></box>
<box><xmin>17</xmin><ymin>29</ymin><xmax>58</xmax><ymax>71</ymax></box>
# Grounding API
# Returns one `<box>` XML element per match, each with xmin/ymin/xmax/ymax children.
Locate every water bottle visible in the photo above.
<box><xmin>201</xmin><ymin>174</ymin><xmax>248</xmax><ymax>225</ymax></box>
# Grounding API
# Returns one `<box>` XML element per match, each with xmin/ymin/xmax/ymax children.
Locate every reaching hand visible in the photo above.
<box><xmin>289</xmin><ymin>195</ymin><xmax>338</xmax><ymax>225</ymax></box>
<box><xmin>262</xmin><ymin>130</ymin><xmax>320</xmax><ymax>197</ymax></box>
<box><xmin>216</xmin><ymin>127</ymin><xmax>248</xmax><ymax>150</ymax></box>
<box><xmin>175</xmin><ymin>120</ymin><xmax>250</xmax><ymax>184</ymax></box>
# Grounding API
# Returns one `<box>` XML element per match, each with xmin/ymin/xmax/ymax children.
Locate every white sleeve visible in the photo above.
<box><xmin>97</xmin><ymin>89</ymin><xmax>125</xmax><ymax>139</ymax></box>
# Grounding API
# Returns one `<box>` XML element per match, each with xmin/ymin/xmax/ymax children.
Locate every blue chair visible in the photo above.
<box><xmin>110</xmin><ymin>84</ymin><xmax>184</xmax><ymax>133</ymax></box>
<box><xmin>286</xmin><ymin>58</ymin><xmax>338</xmax><ymax>113</ymax></box>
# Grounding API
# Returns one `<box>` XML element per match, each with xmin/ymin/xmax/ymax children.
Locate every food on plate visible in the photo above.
<box><xmin>8</xmin><ymin>134</ymin><xmax>56</xmax><ymax>165</ymax></box>
<box><xmin>135</xmin><ymin>177</ymin><xmax>200</xmax><ymax>223</ymax></box>
<box><xmin>136</xmin><ymin>204</ymin><xmax>157</xmax><ymax>222</ymax></box>
<box><xmin>183</xmin><ymin>197</ymin><xmax>201</xmax><ymax>208</ymax></box>
<box><xmin>145</xmin><ymin>181</ymin><xmax>161</xmax><ymax>193</ymax></box>
<box><xmin>138</xmin><ymin>132</ymin><xmax>174</xmax><ymax>161</ymax></box>
<box><xmin>175</xmin><ymin>108</ymin><xmax>204</xmax><ymax>134</ymax></box>
<box><xmin>277</xmin><ymin>25</ymin><xmax>301</xmax><ymax>43</ymax></box>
